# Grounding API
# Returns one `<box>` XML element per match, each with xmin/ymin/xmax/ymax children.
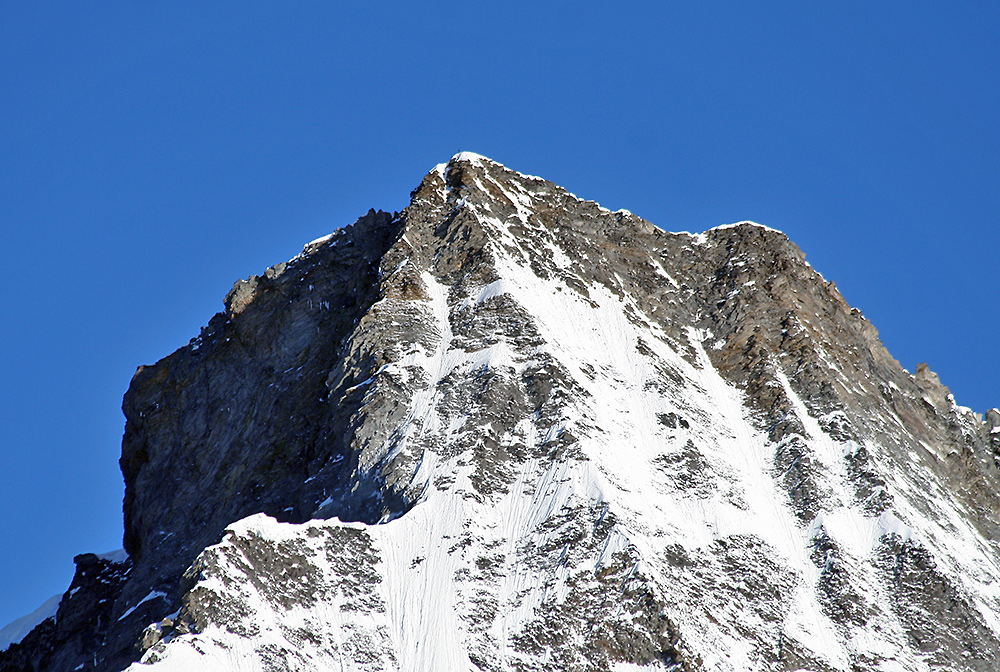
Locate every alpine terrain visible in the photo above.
<box><xmin>4</xmin><ymin>153</ymin><xmax>1000</xmax><ymax>672</ymax></box>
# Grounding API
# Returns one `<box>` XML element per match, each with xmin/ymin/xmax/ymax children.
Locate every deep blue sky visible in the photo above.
<box><xmin>1</xmin><ymin>3</ymin><xmax>997</xmax><ymax>628</ymax></box>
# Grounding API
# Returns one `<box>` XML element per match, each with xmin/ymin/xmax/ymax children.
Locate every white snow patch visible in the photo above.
<box><xmin>118</xmin><ymin>591</ymin><xmax>167</xmax><ymax>621</ymax></box>
<box><xmin>98</xmin><ymin>548</ymin><xmax>129</xmax><ymax>564</ymax></box>
<box><xmin>0</xmin><ymin>594</ymin><xmax>61</xmax><ymax>652</ymax></box>
<box><xmin>709</xmin><ymin>220</ymin><xmax>785</xmax><ymax>235</ymax></box>
<box><xmin>451</xmin><ymin>151</ymin><xmax>492</xmax><ymax>164</ymax></box>
<box><xmin>679</xmin><ymin>230</ymin><xmax>709</xmax><ymax>246</ymax></box>
<box><xmin>649</xmin><ymin>257</ymin><xmax>679</xmax><ymax>287</ymax></box>
<box><xmin>304</xmin><ymin>232</ymin><xmax>334</xmax><ymax>248</ymax></box>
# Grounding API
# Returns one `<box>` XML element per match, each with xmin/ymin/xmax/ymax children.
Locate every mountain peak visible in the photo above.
<box><xmin>450</xmin><ymin>150</ymin><xmax>494</xmax><ymax>164</ymax></box>
<box><xmin>6</xmin><ymin>157</ymin><xmax>1000</xmax><ymax>672</ymax></box>
<box><xmin>708</xmin><ymin>219</ymin><xmax>785</xmax><ymax>235</ymax></box>
<box><xmin>429</xmin><ymin>151</ymin><xmax>510</xmax><ymax>184</ymax></box>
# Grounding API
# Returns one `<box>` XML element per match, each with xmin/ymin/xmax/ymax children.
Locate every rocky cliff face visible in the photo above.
<box><xmin>4</xmin><ymin>153</ymin><xmax>1000</xmax><ymax>672</ymax></box>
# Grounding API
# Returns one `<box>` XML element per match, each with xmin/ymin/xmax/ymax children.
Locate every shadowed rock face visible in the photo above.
<box><xmin>0</xmin><ymin>553</ymin><xmax>131</xmax><ymax>672</ymax></box>
<box><xmin>5</xmin><ymin>154</ymin><xmax>1000</xmax><ymax>672</ymax></box>
<box><xmin>120</xmin><ymin>210</ymin><xmax>405</xmax><ymax>563</ymax></box>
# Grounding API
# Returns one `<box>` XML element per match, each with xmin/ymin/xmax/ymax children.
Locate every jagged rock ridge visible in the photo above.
<box><xmin>4</xmin><ymin>152</ymin><xmax>1000</xmax><ymax>671</ymax></box>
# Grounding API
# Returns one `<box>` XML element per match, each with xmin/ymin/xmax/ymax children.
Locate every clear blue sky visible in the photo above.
<box><xmin>1</xmin><ymin>2</ymin><xmax>997</xmax><ymax>628</ymax></box>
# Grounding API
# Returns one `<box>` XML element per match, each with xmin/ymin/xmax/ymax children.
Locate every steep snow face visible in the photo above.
<box><xmin>121</xmin><ymin>154</ymin><xmax>1000</xmax><ymax>672</ymax></box>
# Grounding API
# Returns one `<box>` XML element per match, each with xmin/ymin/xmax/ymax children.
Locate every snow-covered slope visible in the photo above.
<box><xmin>6</xmin><ymin>154</ymin><xmax>1000</xmax><ymax>672</ymax></box>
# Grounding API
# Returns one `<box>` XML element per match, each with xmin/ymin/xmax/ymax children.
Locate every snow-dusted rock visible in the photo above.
<box><xmin>6</xmin><ymin>154</ymin><xmax>1000</xmax><ymax>671</ymax></box>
